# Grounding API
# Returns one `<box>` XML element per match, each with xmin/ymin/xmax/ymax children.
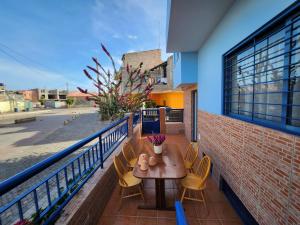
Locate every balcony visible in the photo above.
<box><xmin>0</xmin><ymin>110</ymin><xmax>241</xmax><ymax>225</ymax></box>
<box><xmin>97</xmin><ymin>134</ymin><xmax>242</xmax><ymax>225</ymax></box>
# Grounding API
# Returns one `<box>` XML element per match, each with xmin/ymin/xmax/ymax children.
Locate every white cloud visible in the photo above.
<box><xmin>127</xmin><ymin>35</ymin><xmax>138</xmax><ymax>40</ymax></box>
<box><xmin>127</xmin><ymin>49</ymin><xmax>136</xmax><ymax>53</ymax></box>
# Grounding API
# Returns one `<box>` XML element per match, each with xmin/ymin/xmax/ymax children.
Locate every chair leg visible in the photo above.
<box><xmin>118</xmin><ymin>187</ymin><xmax>124</xmax><ymax>211</ymax></box>
<box><xmin>139</xmin><ymin>184</ymin><xmax>144</xmax><ymax>201</ymax></box>
<box><xmin>180</xmin><ymin>188</ymin><xmax>187</xmax><ymax>202</ymax></box>
<box><xmin>201</xmin><ymin>190</ymin><xmax>207</xmax><ymax>212</ymax></box>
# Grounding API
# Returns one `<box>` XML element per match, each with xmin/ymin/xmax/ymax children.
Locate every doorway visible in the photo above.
<box><xmin>191</xmin><ymin>90</ymin><xmax>198</xmax><ymax>142</ymax></box>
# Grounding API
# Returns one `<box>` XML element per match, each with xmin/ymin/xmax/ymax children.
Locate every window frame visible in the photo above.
<box><xmin>222</xmin><ymin>1</ymin><xmax>300</xmax><ymax>136</ymax></box>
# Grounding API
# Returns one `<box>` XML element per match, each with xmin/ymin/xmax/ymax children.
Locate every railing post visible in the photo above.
<box><xmin>125</xmin><ymin>112</ymin><xmax>133</xmax><ymax>138</ymax></box>
<box><xmin>99</xmin><ymin>134</ymin><xmax>103</xmax><ymax>169</ymax></box>
<box><xmin>159</xmin><ymin>107</ymin><xmax>166</xmax><ymax>134</ymax></box>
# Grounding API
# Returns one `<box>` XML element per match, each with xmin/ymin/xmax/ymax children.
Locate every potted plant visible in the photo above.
<box><xmin>147</xmin><ymin>134</ymin><xmax>166</xmax><ymax>154</ymax></box>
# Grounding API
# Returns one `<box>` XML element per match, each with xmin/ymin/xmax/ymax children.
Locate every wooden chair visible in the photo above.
<box><xmin>180</xmin><ymin>155</ymin><xmax>211</xmax><ymax>210</ymax></box>
<box><xmin>122</xmin><ymin>142</ymin><xmax>138</xmax><ymax>169</ymax></box>
<box><xmin>183</xmin><ymin>142</ymin><xmax>198</xmax><ymax>172</ymax></box>
<box><xmin>113</xmin><ymin>156</ymin><xmax>144</xmax><ymax>203</ymax></box>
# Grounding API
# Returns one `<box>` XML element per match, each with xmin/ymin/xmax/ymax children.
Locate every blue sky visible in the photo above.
<box><xmin>0</xmin><ymin>0</ymin><xmax>168</xmax><ymax>91</ymax></box>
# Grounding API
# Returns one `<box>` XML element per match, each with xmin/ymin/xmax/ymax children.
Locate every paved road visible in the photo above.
<box><xmin>0</xmin><ymin>107</ymin><xmax>110</xmax><ymax>181</ymax></box>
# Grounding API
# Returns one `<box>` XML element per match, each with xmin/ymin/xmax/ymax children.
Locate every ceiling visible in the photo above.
<box><xmin>166</xmin><ymin>0</ymin><xmax>235</xmax><ymax>52</ymax></box>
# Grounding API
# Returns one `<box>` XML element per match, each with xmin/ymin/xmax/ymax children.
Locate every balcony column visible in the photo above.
<box><xmin>159</xmin><ymin>107</ymin><xmax>166</xmax><ymax>134</ymax></box>
<box><xmin>126</xmin><ymin>112</ymin><xmax>134</xmax><ymax>137</ymax></box>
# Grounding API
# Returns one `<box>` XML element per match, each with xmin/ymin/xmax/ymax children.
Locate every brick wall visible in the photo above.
<box><xmin>183</xmin><ymin>85</ymin><xmax>197</xmax><ymax>141</ymax></box>
<box><xmin>197</xmin><ymin>110</ymin><xmax>300</xmax><ymax>225</ymax></box>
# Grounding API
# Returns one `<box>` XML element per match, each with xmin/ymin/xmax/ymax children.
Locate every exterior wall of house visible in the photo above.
<box><xmin>198</xmin><ymin>110</ymin><xmax>300</xmax><ymax>225</ymax></box>
<box><xmin>173</xmin><ymin>52</ymin><xmax>198</xmax><ymax>88</ymax></box>
<box><xmin>122</xmin><ymin>49</ymin><xmax>162</xmax><ymax>71</ymax></box>
<box><xmin>121</xmin><ymin>49</ymin><xmax>175</xmax><ymax>94</ymax></box>
<box><xmin>148</xmin><ymin>91</ymin><xmax>184</xmax><ymax>108</ymax></box>
<box><xmin>20</xmin><ymin>90</ymin><xmax>39</xmax><ymax>102</ymax></box>
<box><xmin>197</xmin><ymin>0</ymin><xmax>295</xmax><ymax>115</ymax></box>
<box><xmin>194</xmin><ymin>1</ymin><xmax>299</xmax><ymax>224</ymax></box>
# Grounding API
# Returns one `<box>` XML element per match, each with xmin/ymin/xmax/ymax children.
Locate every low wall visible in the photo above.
<box><xmin>166</xmin><ymin>122</ymin><xmax>185</xmax><ymax>134</ymax></box>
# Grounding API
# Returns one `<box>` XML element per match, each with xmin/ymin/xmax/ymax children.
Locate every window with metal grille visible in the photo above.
<box><xmin>224</xmin><ymin>4</ymin><xmax>300</xmax><ymax>135</ymax></box>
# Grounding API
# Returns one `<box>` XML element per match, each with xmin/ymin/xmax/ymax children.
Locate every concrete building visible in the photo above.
<box><xmin>38</xmin><ymin>89</ymin><xmax>68</xmax><ymax>100</ymax></box>
<box><xmin>19</xmin><ymin>89</ymin><xmax>39</xmax><ymax>102</ymax></box>
<box><xmin>19</xmin><ymin>88</ymin><xmax>68</xmax><ymax>102</ymax></box>
<box><xmin>120</xmin><ymin>49</ymin><xmax>183</xmax><ymax>108</ymax></box>
<box><xmin>166</xmin><ymin>0</ymin><xmax>299</xmax><ymax>224</ymax></box>
<box><xmin>0</xmin><ymin>83</ymin><xmax>5</xmax><ymax>94</ymax></box>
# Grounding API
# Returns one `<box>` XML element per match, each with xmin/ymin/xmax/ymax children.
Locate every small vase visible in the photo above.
<box><xmin>153</xmin><ymin>145</ymin><xmax>163</xmax><ymax>154</ymax></box>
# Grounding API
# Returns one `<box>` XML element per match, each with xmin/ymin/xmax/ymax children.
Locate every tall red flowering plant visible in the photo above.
<box><xmin>78</xmin><ymin>43</ymin><xmax>157</xmax><ymax>120</ymax></box>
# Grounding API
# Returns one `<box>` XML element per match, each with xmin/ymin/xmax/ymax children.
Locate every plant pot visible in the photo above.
<box><xmin>153</xmin><ymin>145</ymin><xmax>163</xmax><ymax>154</ymax></box>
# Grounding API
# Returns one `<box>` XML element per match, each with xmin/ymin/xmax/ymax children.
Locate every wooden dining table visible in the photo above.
<box><xmin>133</xmin><ymin>143</ymin><xmax>186</xmax><ymax>210</ymax></box>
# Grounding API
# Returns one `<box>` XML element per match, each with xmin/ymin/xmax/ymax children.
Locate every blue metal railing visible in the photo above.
<box><xmin>175</xmin><ymin>201</ymin><xmax>188</xmax><ymax>225</ymax></box>
<box><xmin>0</xmin><ymin>116</ymin><xmax>129</xmax><ymax>225</ymax></box>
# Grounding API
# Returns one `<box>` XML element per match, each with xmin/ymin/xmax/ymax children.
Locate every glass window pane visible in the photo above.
<box><xmin>254</xmin><ymin>104</ymin><xmax>282</xmax><ymax>122</ymax></box>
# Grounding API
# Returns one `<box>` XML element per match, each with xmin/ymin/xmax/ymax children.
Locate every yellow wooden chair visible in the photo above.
<box><xmin>184</xmin><ymin>142</ymin><xmax>198</xmax><ymax>172</ymax></box>
<box><xmin>122</xmin><ymin>142</ymin><xmax>138</xmax><ymax>169</ymax></box>
<box><xmin>113</xmin><ymin>156</ymin><xmax>144</xmax><ymax>203</ymax></box>
<box><xmin>180</xmin><ymin>155</ymin><xmax>211</xmax><ymax>209</ymax></box>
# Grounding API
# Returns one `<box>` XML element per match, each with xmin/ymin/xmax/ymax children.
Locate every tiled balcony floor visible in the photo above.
<box><xmin>98</xmin><ymin>134</ymin><xmax>243</xmax><ymax>225</ymax></box>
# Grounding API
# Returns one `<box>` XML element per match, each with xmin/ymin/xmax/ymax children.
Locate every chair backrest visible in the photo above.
<box><xmin>122</xmin><ymin>142</ymin><xmax>136</xmax><ymax>162</ymax></box>
<box><xmin>194</xmin><ymin>155</ymin><xmax>211</xmax><ymax>182</ymax></box>
<box><xmin>113</xmin><ymin>156</ymin><xmax>128</xmax><ymax>186</ymax></box>
<box><xmin>184</xmin><ymin>142</ymin><xmax>198</xmax><ymax>164</ymax></box>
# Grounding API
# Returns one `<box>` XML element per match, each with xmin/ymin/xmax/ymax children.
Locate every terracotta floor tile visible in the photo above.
<box><xmin>182</xmin><ymin>202</ymin><xmax>197</xmax><ymax>218</ymax></box>
<box><xmin>98</xmin><ymin>216</ymin><xmax>116</xmax><ymax>225</ymax></box>
<box><xmin>213</xmin><ymin>202</ymin><xmax>240</xmax><ymax>221</ymax></box>
<box><xmin>186</xmin><ymin>217</ymin><xmax>201</xmax><ymax>225</ymax></box>
<box><xmin>194</xmin><ymin>202</ymin><xmax>219</xmax><ymax>220</ymax></box>
<box><xmin>157</xmin><ymin>218</ymin><xmax>176</xmax><ymax>225</ymax></box>
<box><xmin>136</xmin><ymin>217</ymin><xmax>157</xmax><ymax>225</ymax></box>
<box><xmin>114</xmin><ymin>216</ymin><xmax>137</xmax><ymax>225</ymax></box>
<box><xmin>118</xmin><ymin>201</ymin><xmax>140</xmax><ymax>216</ymax></box>
<box><xmin>157</xmin><ymin>210</ymin><xmax>176</xmax><ymax>218</ymax></box>
<box><xmin>137</xmin><ymin>209</ymin><xmax>157</xmax><ymax>217</ymax></box>
<box><xmin>220</xmin><ymin>219</ymin><xmax>243</xmax><ymax>225</ymax></box>
<box><xmin>198</xmin><ymin>220</ymin><xmax>222</xmax><ymax>225</ymax></box>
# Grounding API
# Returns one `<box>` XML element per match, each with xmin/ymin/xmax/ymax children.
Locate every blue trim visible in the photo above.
<box><xmin>222</xmin><ymin>2</ymin><xmax>300</xmax><ymax>136</ymax></box>
<box><xmin>227</xmin><ymin>113</ymin><xmax>300</xmax><ymax>136</ymax></box>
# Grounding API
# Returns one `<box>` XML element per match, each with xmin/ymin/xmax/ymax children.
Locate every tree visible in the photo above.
<box><xmin>78</xmin><ymin>44</ymin><xmax>157</xmax><ymax>120</ymax></box>
<box><xmin>66</xmin><ymin>98</ymin><xmax>74</xmax><ymax>108</ymax></box>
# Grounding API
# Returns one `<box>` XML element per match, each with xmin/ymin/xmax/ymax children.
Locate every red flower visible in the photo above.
<box><xmin>77</xmin><ymin>87</ymin><xmax>87</xmax><ymax>94</ymax></box>
<box><xmin>101</xmin><ymin>43</ymin><xmax>111</xmax><ymax>57</ymax></box>
<box><xmin>83</xmin><ymin>69</ymin><xmax>93</xmax><ymax>80</ymax></box>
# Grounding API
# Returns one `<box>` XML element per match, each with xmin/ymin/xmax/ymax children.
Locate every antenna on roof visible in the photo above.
<box><xmin>158</xmin><ymin>18</ymin><xmax>161</xmax><ymax>49</ymax></box>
